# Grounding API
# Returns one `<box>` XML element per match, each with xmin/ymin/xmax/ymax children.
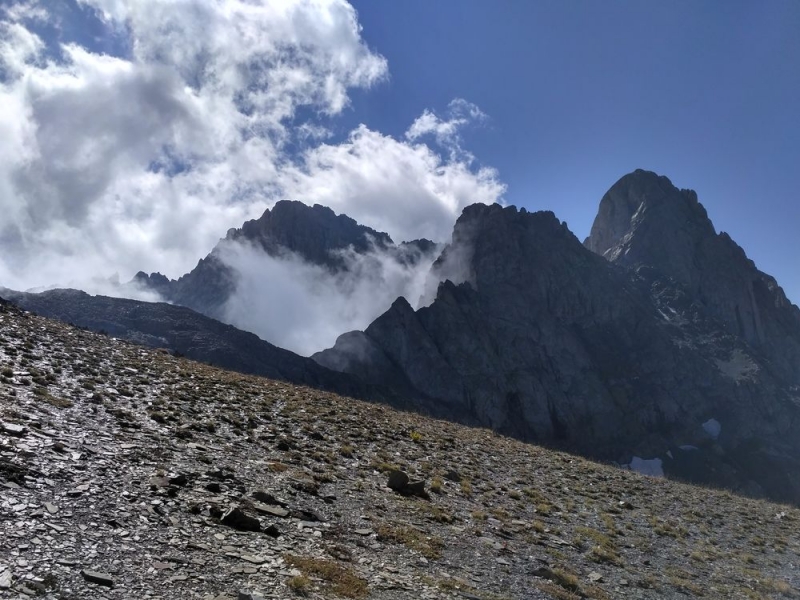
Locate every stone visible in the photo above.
<box><xmin>387</xmin><ymin>470</ymin><xmax>409</xmax><ymax>492</ymax></box>
<box><xmin>252</xmin><ymin>503</ymin><xmax>289</xmax><ymax>518</ymax></box>
<box><xmin>169</xmin><ymin>473</ymin><xmax>189</xmax><ymax>487</ymax></box>
<box><xmin>291</xmin><ymin>508</ymin><xmax>322</xmax><ymax>523</ymax></box>
<box><xmin>263</xmin><ymin>524</ymin><xmax>281</xmax><ymax>538</ymax></box>
<box><xmin>81</xmin><ymin>570</ymin><xmax>114</xmax><ymax>587</ymax></box>
<box><xmin>444</xmin><ymin>470</ymin><xmax>461</xmax><ymax>482</ymax></box>
<box><xmin>406</xmin><ymin>480</ymin><xmax>427</xmax><ymax>497</ymax></box>
<box><xmin>221</xmin><ymin>508</ymin><xmax>261</xmax><ymax>532</ymax></box>
<box><xmin>0</xmin><ymin>569</ymin><xmax>11</xmax><ymax>589</ymax></box>
<box><xmin>252</xmin><ymin>491</ymin><xmax>286</xmax><ymax>507</ymax></box>
<box><xmin>588</xmin><ymin>571</ymin><xmax>603</xmax><ymax>583</ymax></box>
<box><xmin>1</xmin><ymin>422</ymin><xmax>25</xmax><ymax>437</ymax></box>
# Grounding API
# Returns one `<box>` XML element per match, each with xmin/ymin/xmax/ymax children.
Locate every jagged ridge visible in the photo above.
<box><xmin>316</xmin><ymin>172</ymin><xmax>800</xmax><ymax>504</ymax></box>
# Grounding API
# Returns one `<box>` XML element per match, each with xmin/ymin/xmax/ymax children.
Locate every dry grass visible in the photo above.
<box><xmin>284</xmin><ymin>555</ymin><xmax>368</xmax><ymax>599</ymax></box>
<box><xmin>375</xmin><ymin>523</ymin><xmax>445</xmax><ymax>559</ymax></box>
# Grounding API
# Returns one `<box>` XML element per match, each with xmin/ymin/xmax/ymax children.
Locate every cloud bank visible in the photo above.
<box><xmin>219</xmin><ymin>239</ymin><xmax>439</xmax><ymax>356</ymax></box>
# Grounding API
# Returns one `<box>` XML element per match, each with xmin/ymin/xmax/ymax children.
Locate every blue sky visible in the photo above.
<box><xmin>0</xmin><ymin>0</ymin><xmax>798</xmax><ymax>306</ymax></box>
<box><xmin>346</xmin><ymin>0</ymin><xmax>800</xmax><ymax>301</ymax></box>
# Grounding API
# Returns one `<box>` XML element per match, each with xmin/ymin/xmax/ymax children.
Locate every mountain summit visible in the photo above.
<box><xmin>134</xmin><ymin>200</ymin><xmax>437</xmax><ymax>320</ymax></box>
<box><xmin>317</xmin><ymin>171</ymin><xmax>800</xmax><ymax>503</ymax></box>
<box><xmin>585</xmin><ymin>169</ymin><xmax>800</xmax><ymax>375</ymax></box>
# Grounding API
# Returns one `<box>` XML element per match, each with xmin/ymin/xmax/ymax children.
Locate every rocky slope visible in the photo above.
<box><xmin>315</xmin><ymin>172</ymin><xmax>800</xmax><ymax>505</ymax></box>
<box><xmin>134</xmin><ymin>200</ymin><xmax>437</xmax><ymax>320</ymax></box>
<box><xmin>2</xmin><ymin>298</ymin><xmax>799</xmax><ymax>600</ymax></box>
<box><xmin>0</xmin><ymin>288</ymin><xmax>379</xmax><ymax>404</ymax></box>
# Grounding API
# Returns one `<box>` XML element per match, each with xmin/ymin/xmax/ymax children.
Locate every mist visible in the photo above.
<box><xmin>218</xmin><ymin>239</ymin><xmax>441</xmax><ymax>356</ymax></box>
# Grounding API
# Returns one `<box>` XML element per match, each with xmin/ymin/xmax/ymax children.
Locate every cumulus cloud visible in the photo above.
<box><xmin>0</xmin><ymin>0</ymin><xmax>505</xmax><ymax>352</ymax></box>
<box><xmin>279</xmin><ymin>123</ymin><xmax>505</xmax><ymax>243</ymax></box>
<box><xmin>406</xmin><ymin>98</ymin><xmax>487</xmax><ymax>157</ymax></box>
<box><xmin>0</xmin><ymin>0</ymin><xmax>387</xmax><ymax>287</ymax></box>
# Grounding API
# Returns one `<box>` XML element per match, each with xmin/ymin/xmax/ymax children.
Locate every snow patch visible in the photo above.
<box><xmin>702</xmin><ymin>418</ymin><xmax>721</xmax><ymax>440</ymax></box>
<box><xmin>679</xmin><ymin>445</ymin><xmax>699</xmax><ymax>451</ymax></box>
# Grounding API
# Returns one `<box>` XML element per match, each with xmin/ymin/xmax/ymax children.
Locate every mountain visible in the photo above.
<box><xmin>0</xmin><ymin>288</ymin><xmax>381</xmax><ymax>402</ymax></box>
<box><xmin>133</xmin><ymin>200</ymin><xmax>437</xmax><ymax>320</ymax></box>
<box><xmin>315</xmin><ymin>171</ymin><xmax>800</xmax><ymax>504</ymax></box>
<box><xmin>584</xmin><ymin>169</ymin><xmax>800</xmax><ymax>379</ymax></box>
<box><xmin>2</xmin><ymin>294</ymin><xmax>799</xmax><ymax>599</ymax></box>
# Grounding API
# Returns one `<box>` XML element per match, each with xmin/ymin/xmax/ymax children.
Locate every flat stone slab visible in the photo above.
<box><xmin>81</xmin><ymin>570</ymin><xmax>114</xmax><ymax>587</ymax></box>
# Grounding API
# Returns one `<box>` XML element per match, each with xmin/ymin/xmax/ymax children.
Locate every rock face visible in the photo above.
<box><xmin>316</xmin><ymin>172</ymin><xmax>800</xmax><ymax>504</ymax></box>
<box><xmin>584</xmin><ymin>169</ymin><xmax>800</xmax><ymax>379</ymax></box>
<box><xmin>1</xmin><ymin>288</ymin><xmax>378</xmax><ymax>401</ymax></box>
<box><xmin>134</xmin><ymin>200</ymin><xmax>437</xmax><ymax>319</ymax></box>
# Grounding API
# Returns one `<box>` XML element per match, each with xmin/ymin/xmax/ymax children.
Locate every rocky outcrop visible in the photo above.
<box><xmin>316</xmin><ymin>178</ymin><xmax>800</xmax><ymax>504</ymax></box>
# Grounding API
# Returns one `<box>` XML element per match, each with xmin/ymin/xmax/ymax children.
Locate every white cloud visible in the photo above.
<box><xmin>277</xmin><ymin>124</ymin><xmax>505</xmax><ymax>243</ymax></box>
<box><xmin>0</xmin><ymin>0</ymin><xmax>389</xmax><ymax>291</ymax></box>
<box><xmin>406</xmin><ymin>97</ymin><xmax>487</xmax><ymax>157</ymax></box>
<box><xmin>0</xmin><ymin>1</ymin><xmax>506</xmax><ymax>354</ymax></box>
<box><xmin>1</xmin><ymin>1</ymin><xmax>49</xmax><ymax>24</ymax></box>
<box><xmin>220</xmin><ymin>239</ymin><xmax>439</xmax><ymax>356</ymax></box>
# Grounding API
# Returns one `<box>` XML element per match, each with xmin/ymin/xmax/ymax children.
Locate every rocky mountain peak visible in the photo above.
<box><xmin>584</xmin><ymin>170</ymin><xmax>800</xmax><ymax>364</ymax></box>
<box><xmin>316</xmin><ymin>191</ymin><xmax>800</xmax><ymax>503</ymax></box>
<box><xmin>131</xmin><ymin>271</ymin><xmax>171</xmax><ymax>295</ymax></box>
<box><xmin>583</xmin><ymin>169</ymin><xmax>712</xmax><ymax>265</ymax></box>
<box><xmin>435</xmin><ymin>204</ymin><xmax>584</xmax><ymax>285</ymax></box>
<box><xmin>229</xmin><ymin>200</ymin><xmax>394</xmax><ymax>267</ymax></box>
<box><xmin>131</xmin><ymin>200</ymin><xmax>436</xmax><ymax>323</ymax></box>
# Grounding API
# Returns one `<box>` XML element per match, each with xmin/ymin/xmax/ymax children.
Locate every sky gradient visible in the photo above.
<box><xmin>0</xmin><ymin>0</ymin><xmax>797</xmax><ymax>304</ymax></box>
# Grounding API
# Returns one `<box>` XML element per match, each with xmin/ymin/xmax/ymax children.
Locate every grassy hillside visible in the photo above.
<box><xmin>0</xmin><ymin>299</ymin><xmax>798</xmax><ymax>599</ymax></box>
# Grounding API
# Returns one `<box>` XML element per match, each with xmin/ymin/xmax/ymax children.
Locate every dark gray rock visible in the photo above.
<box><xmin>221</xmin><ymin>507</ymin><xmax>261</xmax><ymax>532</ymax></box>
<box><xmin>1</xmin><ymin>422</ymin><xmax>25</xmax><ymax>437</ymax></box>
<box><xmin>387</xmin><ymin>470</ymin><xmax>409</xmax><ymax>492</ymax></box>
<box><xmin>252</xmin><ymin>503</ymin><xmax>289</xmax><ymax>518</ymax></box>
<box><xmin>406</xmin><ymin>480</ymin><xmax>427</xmax><ymax>498</ymax></box>
<box><xmin>263</xmin><ymin>524</ymin><xmax>280</xmax><ymax>538</ymax></box>
<box><xmin>169</xmin><ymin>473</ymin><xmax>189</xmax><ymax>487</ymax></box>
<box><xmin>252</xmin><ymin>491</ymin><xmax>287</xmax><ymax>507</ymax></box>
<box><xmin>385</xmin><ymin>470</ymin><xmax>427</xmax><ymax>498</ymax></box>
<box><xmin>80</xmin><ymin>570</ymin><xmax>114</xmax><ymax>587</ymax></box>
